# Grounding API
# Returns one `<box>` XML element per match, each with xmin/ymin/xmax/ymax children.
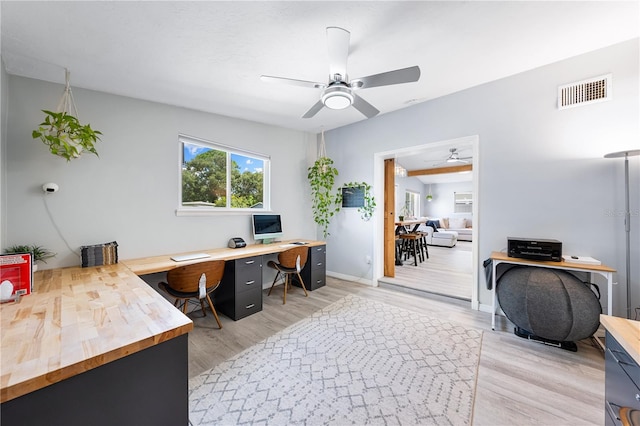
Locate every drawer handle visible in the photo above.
<box><xmin>245</xmin><ymin>280</ymin><xmax>255</xmax><ymax>285</ymax></box>
<box><xmin>609</xmin><ymin>348</ymin><xmax>635</xmax><ymax>366</ymax></box>
<box><xmin>316</xmin><ymin>262</ymin><xmax>323</xmax><ymax>266</ymax></box>
<box><xmin>245</xmin><ymin>260</ymin><xmax>255</xmax><ymax>265</ymax></box>
<box><xmin>316</xmin><ymin>280</ymin><xmax>322</xmax><ymax>284</ymax></box>
<box><xmin>636</xmin><ymin>394</ymin><xmax>640</xmax><ymax>402</ymax></box>
<box><xmin>606</xmin><ymin>401</ymin><xmax>620</xmax><ymax>421</ymax></box>
<box><xmin>245</xmin><ymin>303</ymin><xmax>255</xmax><ymax>309</ymax></box>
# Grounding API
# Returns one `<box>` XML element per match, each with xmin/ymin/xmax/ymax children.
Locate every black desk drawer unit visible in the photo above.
<box><xmin>217</xmin><ymin>255</ymin><xmax>263</xmax><ymax>320</ymax></box>
<box><xmin>604</xmin><ymin>331</ymin><xmax>640</xmax><ymax>426</ymax></box>
<box><xmin>294</xmin><ymin>244</ymin><xmax>326</xmax><ymax>291</ymax></box>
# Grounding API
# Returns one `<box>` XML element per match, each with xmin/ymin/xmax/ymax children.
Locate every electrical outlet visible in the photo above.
<box><xmin>365</xmin><ymin>255</ymin><xmax>371</xmax><ymax>264</ymax></box>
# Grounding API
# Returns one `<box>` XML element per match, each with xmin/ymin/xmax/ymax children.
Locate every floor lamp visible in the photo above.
<box><xmin>604</xmin><ymin>149</ymin><xmax>640</xmax><ymax>319</ymax></box>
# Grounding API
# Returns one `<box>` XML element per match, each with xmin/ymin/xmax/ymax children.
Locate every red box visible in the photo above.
<box><xmin>0</xmin><ymin>253</ymin><xmax>33</xmax><ymax>299</ymax></box>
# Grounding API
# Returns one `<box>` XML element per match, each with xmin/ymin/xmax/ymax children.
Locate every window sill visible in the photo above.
<box><xmin>176</xmin><ymin>208</ymin><xmax>270</xmax><ymax>217</ymax></box>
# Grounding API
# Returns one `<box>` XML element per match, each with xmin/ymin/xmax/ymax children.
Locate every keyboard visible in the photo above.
<box><xmin>170</xmin><ymin>253</ymin><xmax>211</xmax><ymax>262</ymax></box>
<box><xmin>279</xmin><ymin>244</ymin><xmax>295</xmax><ymax>248</ymax></box>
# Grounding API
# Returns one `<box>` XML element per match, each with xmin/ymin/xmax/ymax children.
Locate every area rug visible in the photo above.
<box><xmin>189</xmin><ymin>294</ymin><xmax>482</xmax><ymax>425</ymax></box>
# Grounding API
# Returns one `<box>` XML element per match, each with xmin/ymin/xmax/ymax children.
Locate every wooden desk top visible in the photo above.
<box><xmin>122</xmin><ymin>239</ymin><xmax>326</xmax><ymax>275</ymax></box>
<box><xmin>0</xmin><ymin>264</ymin><xmax>193</xmax><ymax>403</ymax></box>
<box><xmin>490</xmin><ymin>251</ymin><xmax>615</xmax><ymax>273</ymax></box>
<box><xmin>600</xmin><ymin>315</ymin><xmax>640</xmax><ymax>365</ymax></box>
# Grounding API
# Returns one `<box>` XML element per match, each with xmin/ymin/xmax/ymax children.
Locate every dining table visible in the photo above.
<box><xmin>394</xmin><ymin>218</ymin><xmax>428</xmax><ymax>234</ymax></box>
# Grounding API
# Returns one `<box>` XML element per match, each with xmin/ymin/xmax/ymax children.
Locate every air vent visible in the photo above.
<box><xmin>558</xmin><ymin>74</ymin><xmax>612</xmax><ymax>110</ymax></box>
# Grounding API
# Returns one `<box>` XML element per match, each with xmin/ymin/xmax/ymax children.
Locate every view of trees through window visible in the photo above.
<box><xmin>181</xmin><ymin>140</ymin><xmax>266</xmax><ymax>209</ymax></box>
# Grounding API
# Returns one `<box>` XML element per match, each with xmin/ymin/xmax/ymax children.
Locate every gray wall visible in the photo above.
<box><xmin>1</xmin><ymin>60</ymin><xmax>7</xmax><ymax>249</ymax></box>
<box><xmin>424</xmin><ymin>181</ymin><xmax>473</xmax><ymax>222</ymax></box>
<box><xmin>4</xmin><ymin>76</ymin><xmax>317</xmax><ymax>269</ymax></box>
<box><xmin>324</xmin><ymin>39</ymin><xmax>639</xmax><ymax>315</ymax></box>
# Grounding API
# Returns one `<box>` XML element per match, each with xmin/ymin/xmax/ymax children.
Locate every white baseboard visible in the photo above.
<box><xmin>326</xmin><ymin>270</ymin><xmax>374</xmax><ymax>286</ymax></box>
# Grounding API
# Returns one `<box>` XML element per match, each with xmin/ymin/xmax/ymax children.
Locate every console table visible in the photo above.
<box><xmin>490</xmin><ymin>251</ymin><xmax>615</xmax><ymax>330</ymax></box>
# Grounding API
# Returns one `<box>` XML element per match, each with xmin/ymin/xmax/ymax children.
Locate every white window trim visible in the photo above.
<box><xmin>176</xmin><ymin>134</ymin><xmax>271</xmax><ymax>216</ymax></box>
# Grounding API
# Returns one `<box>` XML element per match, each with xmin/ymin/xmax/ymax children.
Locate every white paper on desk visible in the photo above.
<box><xmin>562</xmin><ymin>255</ymin><xmax>601</xmax><ymax>265</ymax></box>
<box><xmin>199</xmin><ymin>273</ymin><xmax>206</xmax><ymax>299</ymax></box>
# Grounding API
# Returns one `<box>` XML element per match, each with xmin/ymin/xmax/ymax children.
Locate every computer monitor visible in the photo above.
<box><xmin>252</xmin><ymin>214</ymin><xmax>283</xmax><ymax>244</ymax></box>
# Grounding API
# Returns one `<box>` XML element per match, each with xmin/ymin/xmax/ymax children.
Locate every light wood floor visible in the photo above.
<box><xmin>379</xmin><ymin>240</ymin><xmax>473</xmax><ymax>300</ymax></box>
<box><xmin>185</xmin><ymin>278</ymin><xmax>605</xmax><ymax>425</ymax></box>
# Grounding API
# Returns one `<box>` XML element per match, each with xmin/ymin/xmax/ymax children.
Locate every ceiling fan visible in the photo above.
<box><xmin>431</xmin><ymin>148</ymin><xmax>472</xmax><ymax>166</ymax></box>
<box><xmin>260</xmin><ymin>26</ymin><xmax>421</xmax><ymax>119</ymax></box>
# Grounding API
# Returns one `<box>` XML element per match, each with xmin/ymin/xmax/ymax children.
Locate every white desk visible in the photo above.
<box><xmin>490</xmin><ymin>251</ymin><xmax>616</xmax><ymax>330</ymax></box>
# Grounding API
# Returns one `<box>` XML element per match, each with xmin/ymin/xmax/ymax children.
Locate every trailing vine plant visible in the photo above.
<box><xmin>307</xmin><ymin>156</ymin><xmax>340</xmax><ymax>238</ymax></box>
<box><xmin>32</xmin><ymin>69</ymin><xmax>102</xmax><ymax>161</ymax></box>
<box><xmin>336</xmin><ymin>181</ymin><xmax>376</xmax><ymax>221</ymax></box>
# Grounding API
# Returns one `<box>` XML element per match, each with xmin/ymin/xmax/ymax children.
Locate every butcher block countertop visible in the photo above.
<box><xmin>0</xmin><ymin>264</ymin><xmax>193</xmax><ymax>403</ymax></box>
<box><xmin>601</xmin><ymin>314</ymin><xmax>640</xmax><ymax>365</ymax></box>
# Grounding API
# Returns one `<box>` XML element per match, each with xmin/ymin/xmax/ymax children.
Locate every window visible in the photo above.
<box><xmin>454</xmin><ymin>191</ymin><xmax>472</xmax><ymax>213</ymax></box>
<box><xmin>405</xmin><ymin>191</ymin><xmax>421</xmax><ymax>218</ymax></box>
<box><xmin>178</xmin><ymin>135</ymin><xmax>270</xmax><ymax>214</ymax></box>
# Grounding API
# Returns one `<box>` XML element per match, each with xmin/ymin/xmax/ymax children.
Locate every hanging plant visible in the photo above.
<box><xmin>308</xmin><ymin>156</ymin><xmax>340</xmax><ymax>238</ymax></box>
<box><xmin>335</xmin><ymin>181</ymin><xmax>376</xmax><ymax>221</ymax></box>
<box><xmin>307</xmin><ymin>130</ymin><xmax>340</xmax><ymax>238</ymax></box>
<box><xmin>32</xmin><ymin>69</ymin><xmax>102</xmax><ymax>161</ymax></box>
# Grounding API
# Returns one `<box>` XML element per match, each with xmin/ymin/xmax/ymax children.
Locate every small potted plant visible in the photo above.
<box><xmin>4</xmin><ymin>245</ymin><xmax>56</xmax><ymax>271</ymax></box>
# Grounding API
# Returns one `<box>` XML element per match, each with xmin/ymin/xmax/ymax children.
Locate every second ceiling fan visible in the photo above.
<box><xmin>261</xmin><ymin>26</ymin><xmax>421</xmax><ymax>119</ymax></box>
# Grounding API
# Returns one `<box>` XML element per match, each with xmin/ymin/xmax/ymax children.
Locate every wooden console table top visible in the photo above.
<box><xmin>490</xmin><ymin>251</ymin><xmax>615</xmax><ymax>273</ymax></box>
<box><xmin>0</xmin><ymin>264</ymin><xmax>193</xmax><ymax>403</ymax></box>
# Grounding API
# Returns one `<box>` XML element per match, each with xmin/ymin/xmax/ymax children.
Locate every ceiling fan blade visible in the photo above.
<box><xmin>351</xmin><ymin>66</ymin><xmax>421</xmax><ymax>89</ymax></box>
<box><xmin>260</xmin><ymin>75</ymin><xmax>325</xmax><ymax>90</ymax></box>
<box><xmin>302</xmin><ymin>100</ymin><xmax>324</xmax><ymax>119</ymax></box>
<box><xmin>327</xmin><ymin>27</ymin><xmax>350</xmax><ymax>80</ymax></box>
<box><xmin>352</xmin><ymin>93</ymin><xmax>379</xmax><ymax>118</ymax></box>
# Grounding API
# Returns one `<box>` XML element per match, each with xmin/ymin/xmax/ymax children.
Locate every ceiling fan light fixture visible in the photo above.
<box><xmin>322</xmin><ymin>86</ymin><xmax>353</xmax><ymax>110</ymax></box>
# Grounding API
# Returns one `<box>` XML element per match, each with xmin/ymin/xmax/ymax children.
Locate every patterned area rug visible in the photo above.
<box><xmin>189</xmin><ymin>294</ymin><xmax>482</xmax><ymax>425</ymax></box>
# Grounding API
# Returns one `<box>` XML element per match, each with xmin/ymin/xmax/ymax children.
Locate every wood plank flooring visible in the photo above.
<box><xmin>185</xmin><ymin>277</ymin><xmax>605</xmax><ymax>425</ymax></box>
<box><xmin>379</xmin><ymin>240</ymin><xmax>473</xmax><ymax>300</ymax></box>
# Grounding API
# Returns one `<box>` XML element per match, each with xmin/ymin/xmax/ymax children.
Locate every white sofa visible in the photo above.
<box><xmin>421</xmin><ymin>225</ymin><xmax>458</xmax><ymax>247</ymax></box>
<box><xmin>435</xmin><ymin>217</ymin><xmax>472</xmax><ymax>242</ymax></box>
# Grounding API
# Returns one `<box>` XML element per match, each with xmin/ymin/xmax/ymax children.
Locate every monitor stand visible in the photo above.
<box><xmin>261</xmin><ymin>238</ymin><xmax>276</xmax><ymax>244</ymax></box>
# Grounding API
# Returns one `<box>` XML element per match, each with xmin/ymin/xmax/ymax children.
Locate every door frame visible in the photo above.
<box><xmin>372</xmin><ymin>135</ymin><xmax>480</xmax><ymax>310</ymax></box>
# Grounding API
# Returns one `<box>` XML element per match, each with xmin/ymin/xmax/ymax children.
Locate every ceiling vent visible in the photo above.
<box><xmin>558</xmin><ymin>74</ymin><xmax>612</xmax><ymax>110</ymax></box>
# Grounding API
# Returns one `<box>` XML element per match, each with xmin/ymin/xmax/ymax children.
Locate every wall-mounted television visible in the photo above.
<box><xmin>252</xmin><ymin>214</ymin><xmax>283</xmax><ymax>244</ymax></box>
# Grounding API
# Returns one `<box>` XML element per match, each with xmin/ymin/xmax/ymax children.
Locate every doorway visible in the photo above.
<box><xmin>372</xmin><ymin>135</ymin><xmax>480</xmax><ymax>310</ymax></box>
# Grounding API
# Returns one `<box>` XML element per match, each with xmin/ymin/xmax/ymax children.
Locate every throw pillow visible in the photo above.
<box><xmin>440</xmin><ymin>217</ymin><xmax>450</xmax><ymax>229</ymax></box>
<box><xmin>449</xmin><ymin>218</ymin><xmax>467</xmax><ymax>229</ymax></box>
<box><xmin>426</xmin><ymin>220</ymin><xmax>440</xmax><ymax>232</ymax></box>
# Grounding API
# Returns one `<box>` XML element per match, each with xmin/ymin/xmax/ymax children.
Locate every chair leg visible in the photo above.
<box><xmin>296</xmin><ymin>273</ymin><xmax>309</xmax><ymax>297</ymax></box>
<box><xmin>268</xmin><ymin>271</ymin><xmax>280</xmax><ymax>296</ymax></box>
<box><xmin>283</xmin><ymin>274</ymin><xmax>288</xmax><ymax>304</ymax></box>
<box><xmin>182</xmin><ymin>299</ymin><xmax>189</xmax><ymax>314</ymax></box>
<box><xmin>199</xmin><ymin>298</ymin><xmax>208</xmax><ymax>316</ymax></box>
<box><xmin>206</xmin><ymin>294</ymin><xmax>222</xmax><ymax>329</ymax></box>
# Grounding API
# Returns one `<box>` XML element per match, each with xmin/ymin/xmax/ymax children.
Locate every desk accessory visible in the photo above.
<box><xmin>228</xmin><ymin>237</ymin><xmax>247</xmax><ymax>249</ymax></box>
<box><xmin>170</xmin><ymin>253</ymin><xmax>211</xmax><ymax>262</ymax></box>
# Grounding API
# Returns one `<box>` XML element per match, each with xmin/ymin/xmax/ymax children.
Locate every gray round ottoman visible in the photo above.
<box><xmin>496</xmin><ymin>266</ymin><xmax>601</xmax><ymax>351</ymax></box>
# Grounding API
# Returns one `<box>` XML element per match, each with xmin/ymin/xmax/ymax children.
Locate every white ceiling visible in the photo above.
<box><xmin>2</xmin><ymin>1</ymin><xmax>638</xmax><ymax>138</ymax></box>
